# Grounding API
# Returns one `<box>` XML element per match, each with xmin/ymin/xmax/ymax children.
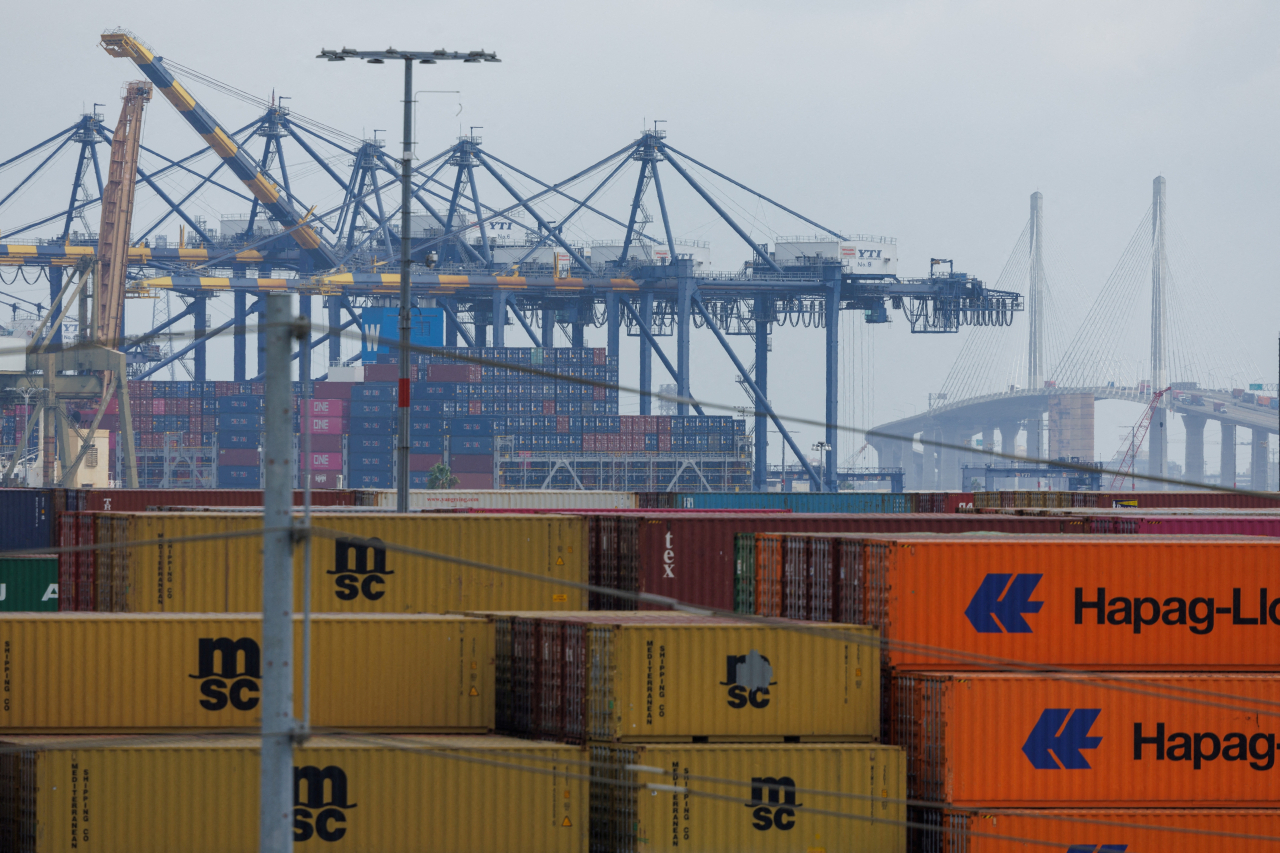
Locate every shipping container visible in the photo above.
<box><xmin>841</xmin><ymin>535</ymin><xmax>1280</xmax><ymax>670</ymax></box>
<box><xmin>0</xmin><ymin>613</ymin><xmax>492</xmax><ymax>731</ymax></box>
<box><xmin>93</xmin><ymin>512</ymin><xmax>589</xmax><ymax>613</ymax></box>
<box><xmin>0</xmin><ymin>556</ymin><xmax>58</xmax><ymax>611</ymax></box>
<box><xmin>0</xmin><ymin>489</ymin><xmax>53</xmax><ymax>550</ymax></box>
<box><xmin>921</xmin><ymin>808</ymin><xmax>1280</xmax><ymax>853</ymax></box>
<box><xmin>674</xmin><ymin>492</ymin><xmax>912</xmax><ymax>513</ymax></box>
<box><xmin>590</xmin><ymin>742</ymin><xmax>905</xmax><ymax>853</ymax></box>
<box><xmin>737</xmin><ymin>516</ymin><xmax>1115</xmax><ymax>620</ymax></box>
<box><xmin>73</xmin><ymin>488</ymin><xmax>356</xmax><ymax>512</ymax></box>
<box><xmin>0</xmin><ymin>734</ymin><xmax>586</xmax><ymax>853</ymax></box>
<box><xmin>889</xmin><ymin>672</ymin><xmax>1280</xmax><ymax>808</ymax></box>
<box><xmin>470</xmin><ymin>611</ymin><xmax>878</xmax><ymax>742</ymax></box>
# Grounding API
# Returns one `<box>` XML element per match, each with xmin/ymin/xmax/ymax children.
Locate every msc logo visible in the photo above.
<box><xmin>1023</xmin><ymin>708</ymin><xmax>1102</xmax><ymax>769</ymax></box>
<box><xmin>746</xmin><ymin>776</ymin><xmax>800</xmax><ymax>830</ymax></box>
<box><xmin>720</xmin><ymin>650</ymin><xmax>775</xmax><ymax>709</ymax></box>
<box><xmin>294</xmin><ymin>765</ymin><xmax>357</xmax><ymax>842</ymax></box>
<box><xmin>965</xmin><ymin>573</ymin><xmax>1044</xmax><ymax>633</ymax></box>
<box><xmin>189</xmin><ymin>637</ymin><xmax>261</xmax><ymax>712</ymax></box>
<box><xmin>329</xmin><ymin>537</ymin><xmax>393</xmax><ymax>601</ymax></box>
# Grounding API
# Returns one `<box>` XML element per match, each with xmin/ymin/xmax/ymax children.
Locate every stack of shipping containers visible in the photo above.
<box><xmin>740</xmin><ymin>532</ymin><xmax>1280</xmax><ymax>852</ymax></box>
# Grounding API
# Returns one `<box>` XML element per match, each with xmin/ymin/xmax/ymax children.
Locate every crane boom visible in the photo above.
<box><xmin>100</xmin><ymin>29</ymin><xmax>338</xmax><ymax>269</ymax></box>
<box><xmin>95</xmin><ymin>80</ymin><xmax>152</xmax><ymax>348</ymax></box>
<box><xmin>1109</xmin><ymin>386</ymin><xmax>1171</xmax><ymax>490</ymax></box>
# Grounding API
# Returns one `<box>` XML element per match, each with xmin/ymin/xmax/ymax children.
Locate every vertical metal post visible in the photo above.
<box><xmin>823</xmin><ymin>281</ymin><xmax>839</xmax><ymax>492</ymax></box>
<box><xmin>605</xmin><ymin>292</ymin><xmax>620</xmax><ymax>362</ymax></box>
<box><xmin>193</xmin><ymin>296</ymin><xmax>207</xmax><ymax>383</ymax></box>
<box><xmin>327</xmin><ymin>297</ymin><xmax>342</xmax><ymax>368</ymax></box>
<box><xmin>1148</xmin><ymin>176</ymin><xmax>1168</xmax><ymax>487</ymax></box>
<box><xmin>541</xmin><ymin>307</ymin><xmax>555</xmax><ymax>348</ymax></box>
<box><xmin>753</xmin><ymin>297</ymin><xmax>769</xmax><ymax>491</ymax></box>
<box><xmin>1028</xmin><ymin>192</ymin><xmax>1045</xmax><ymax>390</ymax></box>
<box><xmin>42</xmin><ymin>357</ymin><xmax>56</xmax><ymax>486</ymax></box>
<box><xmin>638</xmin><ymin>293</ymin><xmax>652</xmax><ymax>415</ymax></box>
<box><xmin>47</xmin><ymin>268</ymin><xmax>64</xmax><ymax>348</ymax></box>
<box><xmin>256</xmin><ymin>300</ymin><xmax>267</xmax><ymax>382</ymax></box>
<box><xmin>298</xmin><ymin>295</ymin><xmax>312</xmax><ymax>389</ymax></box>
<box><xmin>396</xmin><ymin>59</ymin><xmax>414</xmax><ymax>513</ymax></box>
<box><xmin>491</xmin><ymin>291</ymin><xmax>507</xmax><ymax>348</ymax></box>
<box><xmin>234</xmin><ymin>291</ymin><xmax>247</xmax><ymax>382</ymax></box>
<box><xmin>676</xmin><ymin>273</ymin><xmax>691</xmax><ymax>417</ymax></box>
<box><xmin>259</xmin><ymin>293</ymin><xmax>296</xmax><ymax>853</ymax></box>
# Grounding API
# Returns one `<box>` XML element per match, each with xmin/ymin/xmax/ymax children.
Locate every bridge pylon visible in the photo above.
<box><xmin>1148</xmin><ymin>176</ymin><xmax>1170</xmax><ymax>486</ymax></box>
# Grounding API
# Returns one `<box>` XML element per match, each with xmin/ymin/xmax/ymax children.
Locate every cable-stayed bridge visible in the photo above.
<box><xmin>869</xmin><ymin>178</ymin><xmax>1276</xmax><ymax>491</ymax></box>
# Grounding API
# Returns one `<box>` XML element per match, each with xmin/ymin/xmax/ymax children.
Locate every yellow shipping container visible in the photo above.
<box><xmin>0</xmin><ymin>734</ymin><xmax>586</xmax><ymax>853</ymax></box>
<box><xmin>591</xmin><ymin>743</ymin><xmax>905</xmax><ymax>853</ymax></box>
<box><xmin>471</xmin><ymin>612</ymin><xmax>879</xmax><ymax>741</ymax></box>
<box><xmin>0</xmin><ymin>613</ymin><xmax>493</xmax><ymax>732</ymax></box>
<box><xmin>94</xmin><ymin>512</ymin><xmax>588</xmax><ymax>613</ymax></box>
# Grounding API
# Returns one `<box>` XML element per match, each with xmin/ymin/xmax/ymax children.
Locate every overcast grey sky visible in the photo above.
<box><xmin>2</xmin><ymin>0</ymin><xmax>1276</xmax><ymax>469</ymax></box>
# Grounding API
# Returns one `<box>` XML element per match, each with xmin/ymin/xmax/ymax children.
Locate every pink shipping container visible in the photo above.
<box><xmin>308</xmin><ymin>398</ymin><xmax>350</xmax><ymax>416</ymax></box>
<box><xmin>307</xmin><ymin>452</ymin><xmax>343</xmax><ymax>471</ymax></box>
<box><xmin>307</xmin><ymin>416</ymin><xmax>347</xmax><ymax>434</ymax></box>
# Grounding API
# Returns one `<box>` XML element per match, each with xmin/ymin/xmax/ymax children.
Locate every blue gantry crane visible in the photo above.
<box><xmin>0</xmin><ymin>37</ymin><xmax>1024</xmax><ymax>491</ymax></box>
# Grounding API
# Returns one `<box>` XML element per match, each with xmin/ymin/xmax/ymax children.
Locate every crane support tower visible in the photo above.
<box><xmin>96</xmin><ymin>80</ymin><xmax>151</xmax><ymax>347</ymax></box>
<box><xmin>99</xmin><ymin>29</ymin><xmax>338</xmax><ymax>269</ymax></box>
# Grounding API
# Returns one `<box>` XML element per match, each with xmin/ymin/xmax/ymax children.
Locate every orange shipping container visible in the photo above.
<box><xmin>852</xmin><ymin>535</ymin><xmax>1280</xmax><ymax>670</ymax></box>
<box><xmin>890</xmin><ymin>672</ymin><xmax>1280</xmax><ymax>807</ymax></box>
<box><xmin>926</xmin><ymin>809</ymin><xmax>1280</xmax><ymax>853</ymax></box>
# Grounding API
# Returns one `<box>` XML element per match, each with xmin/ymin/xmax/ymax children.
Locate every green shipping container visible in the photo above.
<box><xmin>0</xmin><ymin>556</ymin><xmax>58</xmax><ymax>611</ymax></box>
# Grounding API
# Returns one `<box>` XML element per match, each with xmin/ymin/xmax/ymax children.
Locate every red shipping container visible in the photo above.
<box><xmin>455</xmin><ymin>471</ymin><xmax>493</xmax><ymax>489</ymax></box>
<box><xmin>308</xmin><ymin>472</ymin><xmax>343</xmax><ymax>489</ymax></box>
<box><xmin>75</xmin><ymin>488</ymin><xmax>356</xmax><ymax>511</ymax></box>
<box><xmin>132</xmin><ymin>400</ymin><xmax>152</xmax><ymax>416</ymax></box>
<box><xmin>409</xmin><ymin>453</ymin><xmax>444</xmax><ymax>471</ymax></box>
<box><xmin>593</xmin><ymin>386</ymin><xmax>606</xmax><ymax>401</ymax></box>
<box><xmin>97</xmin><ymin>414</ymin><xmax>120</xmax><ymax>431</ymax></box>
<box><xmin>593</xmin><ymin>348</ymin><xmax>605</xmax><ymax>365</ymax></box>
<box><xmin>203</xmin><ymin>416</ymin><xmax>218</xmax><ymax>432</ymax></box>
<box><xmin>1133</xmin><ymin>515</ymin><xmax>1280</xmax><ymax>536</ymax></box>
<box><xmin>307</xmin><ymin>434</ymin><xmax>343</xmax><ymax>452</ymax></box>
<box><xmin>306</xmin><ymin>451</ymin><xmax>343</xmax><ymax>471</ymax></box>
<box><xmin>151</xmin><ymin>399</ymin><xmax>166</xmax><ymax>415</ymax></box>
<box><xmin>308</xmin><ymin>399</ymin><xmax>350</xmax><ymax>416</ymax></box>
<box><xmin>657</xmin><ymin>417</ymin><xmax>671</xmax><ymax>434</ymax></box>
<box><xmin>307</xmin><ymin>416</ymin><xmax>347</xmax><ymax>435</ymax></box>
<box><xmin>312</xmin><ymin>382</ymin><xmax>353</xmax><ymax>400</ymax></box>
<box><xmin>128</xmin><ymin>381</ymin><xmax>151</xmax><ymax>398</ymax></box>
<box><xmin>426</xmin><ymin>364</ymin><xmax>469</xmax><ymax>382</ymax></box>
<box><xmin>658</xmin><ymin>435</ymin><xmax>671</xmax><ymax>452</ymax></box>
<box><xmin>363</xmin><ymin>363</ymin><xmax>415</xmax><ymax>382</ymax></box>
<box><xmin>218</xmin><ymin>449</ymin><xmax>260</xmax><ymax>466</ymax></box>
<box><xmin>250</xmin><ymin>382</ymin><xmax>265</xmax><ymax>395</ymax></box>
<box><xmin>450</xmin><ymin>453</ymin><xmax>492</xmax><ymax>473</ymax></box>
<box><xmin>542</xmin><ymin>400</ymin><xmax>556</xmax><ymax>415</ymax></box>
<box><xmin>104</xmin><ymin>399</ymin><xmax>119</xmax><ymax>415</ymax></box>
<box><xmin>557</xmin><ymin>416</ymin><xmax>570</xmax><ymax>433</ymax></box>
<box><xmin>470</xmin><ymin>400</ymin><xmax>483</xmax><ymax>415</ymax></box>
<box><xmin>583</xmin><ymin>435</ymin><xmax>596</xmax><ymax>452</ymax></box>
<box><xmin>183</xmin><ymin>433</ymin><xmax>201</xmax><ymax>447</ymax></box>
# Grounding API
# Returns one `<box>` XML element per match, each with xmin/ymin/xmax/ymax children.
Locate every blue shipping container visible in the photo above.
<box><xmin>216</xmin><ymin>414</ymin><xmax>267</xmax><ymax>430</ymax></box>
<box><xmin>352</xmin><ymin>383</ymin><xmax>397</xmax><ymax>400</ymax></box>
<box><xmin>348</xmin><ymin>452</ymin><xmax>393</xmax><ymax>470</ymax></box>
<box><xmin>350</xmin><ymin>434</ymin><xmax>394</xmax><ymax>452</ymax></box>
<box><xmin>350</xmin><ymin>418</ymin><xmax>395</xmax><ymax>433</ymax></box>
<box><xmin>352</xmin><ymin>400</ymin><xmax>396</xmax><ymax>417</ymax></box>
<box><xmin>217</xmin><ymin>466</ymin><xmax>262</xmax><ymax>487</ymax></box>
<box><xmin>450</xmin><ymin>417</ymin><xmax>497</xmax><ymax>436</ymax></box>
<box><xmin>410</xmin><ymin>435</ymin><xmax>444</xmax><ymax>453</ymax></box>
<box><xmin>674</xmin><ymin>492</ymin><xmax>912</xmax><ymax>513</ymax></box>
<box><xmin>450</xmin><ymin>436</ymin><xmax>494</xmax><ymax>454</ymax></box>
<box><xmin>217</xmin><ymin>431</ymin><xmax>263</xmax><ymax>449</ymax></box>
<box><xmin>0</xmin><ymin>489</ymin><xmax>52</xmax><ymax>550</ymax></box>
<box><xmin>216</xmin><ymin>396</ymin><xmax>264</xmax><ymax>413</ymax></box>
<box><xmin>410</xmin><ymin>419</ymin><xmax>445</xmax><ymax>434</ymax></box>
<box><xmin>348</xmin><ymin>470</ymin><xmax>393</xmax><ymax>488</ymax></box>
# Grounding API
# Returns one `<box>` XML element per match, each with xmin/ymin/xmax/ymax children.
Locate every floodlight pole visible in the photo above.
<box><xmin>318</xmin><ymin>46</ymin><xmax>500</xmax><ymax>512</ymax></box>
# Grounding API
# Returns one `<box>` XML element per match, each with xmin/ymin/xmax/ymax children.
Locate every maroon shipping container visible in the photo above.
<box><xmin>1101</xmin><ymin>490</ymin><xmax>1280</xmax><ymax>509</ymax></box>
<box><xmin>311</xmin><ymin>382</ymin><xmax>354</xmax><ymax>400</ymax></box>
<box><xmin>217</xmin><ymin>449</ymin><xmax>260</xmax><ymax>466</ymax></box>
<box><xmin>409</xmin><ymin>453</ymin><xmax>444</xmax><ymax>471</ymax></box>
<box><xmin>307</xmin><ymin>434</ymin><xmax>343</xmax><ymax>452</ymax></box>
<box><xmin>57</xmin><ymin>511</ymin><xmax>96</xmax><ymax>611</ymax></box>
<box><xmin>308</xmin><ymin>472</ymin><xmax>343</xmax><ymax>489</ymax></box>
<box><xmin>1131</xmin><ymin>515</ymin><xmax>1280</xmax><ymax>536</ymax></box>
<box><xmin>588</xmin><ymin>512</ymin><xmax>1106</xmax><ymax>612</ymax></box>
<box><xmin>455</xmin><ymin>472</ymin><xmax>493</xmax><ymax>489</ymax></box>
<box><xmin>73</xmin><ymin>489</ymin><xmax>357</xmax><ymax>512</ymax></box>
<box><xmin>450</xmin><ymin>454</ymin><xmax>492</xmax><ymax>473</ymax></box>
<box><xmin>427</xmin><ymin>364</ymin><xmax>479</xmax><ymax>383</ymax></box>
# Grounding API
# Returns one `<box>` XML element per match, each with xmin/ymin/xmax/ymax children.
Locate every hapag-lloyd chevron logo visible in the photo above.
<box><xmin>1022</xmin><ymin>708</ymin><xmax>1102</xmax><ymax>769</ymax></box>
<box><xmin>965</xmin><ymin>574</ymin><xmax>1044</xmax><ymax>633</ymax></box>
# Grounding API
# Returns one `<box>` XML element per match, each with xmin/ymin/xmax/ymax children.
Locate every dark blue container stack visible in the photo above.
<box><xmin>347</xmin><ymin>383</ymin><xmax>397</xmax><ymax>488</ymax></box>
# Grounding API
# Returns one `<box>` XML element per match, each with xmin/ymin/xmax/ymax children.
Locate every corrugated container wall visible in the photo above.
<box><xmin>890</xmin><ymin>672</ymin><xmax>1280</xmax><ymax>807</ymax></box>
<box><xmin>94</xmin><ymin>512</ymin><xmax>589</xmax><ymax>613</ymax></box>
<box><xmin>591</xmin><ymin>743</ymin><xmax>905</xmax><ymax>853</ymax></box>
<box><xmin>371</xmin><ymin>489</ymin><xmax>638</xmax><ymax>510</ymax></box>
<box><xmin>0</xmin><ymin>490</ymin><xmax>52</xmax><ymax>550</ymax></box>
<box><xmin>0</xmin><ymin>735</ymin><xmax>586</xmax><ymax>853</ymax></box>
<box><xmin>855</xmin><ymin>535</ymin><xmax>1280</xmax><ymax>670</ymax></box>
<box><xmin>0</xmin><ymin>557</ymin><xmax>58</xmax><ymax>611</ymax></box>
<box><xmin>75</xmin><ymin>488</ymin><xmax>358</xmax><ymax>511</ymax></box>
<box><xmin>617</xmin><ymin>514</ymin><xmax>1131</xmax><ymax>613</ymax></box>
<box><xmin>473</xmin><ymin>612</ymin><xmax>879</xmax><ymax>742</ymax></box>
<box><xmin>672</xmin><ymin>492</ymin><xmax>912</xmax><ymax>513</ymax></box>
<box><xmin>1133</xmin><ymin>515</ymin><xmax>1280</xmax><ymax>536</ymax></box>
<box><xmin>930</xmin><ymin>809</ymin><xmax>1280</xmax><ymax>853</ymax></box>
<box><xmin>0</xmin><ymin>614</ymin><xmax>493</xmax><ymax>731</ymax></box>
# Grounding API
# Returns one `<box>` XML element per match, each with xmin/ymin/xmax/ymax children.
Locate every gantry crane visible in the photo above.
<box><xmin>100</xmin><ymin>29</ymin><xmax>338</xmax><ymax>270</ymax></box>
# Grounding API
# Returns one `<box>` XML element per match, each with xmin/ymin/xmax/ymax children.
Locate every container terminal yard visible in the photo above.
<box><xmin>0</xmin><ymin>19</ymin><xmax>1276</xmax><ymax>853</ymax></box>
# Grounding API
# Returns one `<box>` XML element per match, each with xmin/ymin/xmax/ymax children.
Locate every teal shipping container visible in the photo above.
<box><xmin>672</xmin><ymin>491</ymin><xmax>911</xmax><ymax>513</ymax></box>
<box><xmin>0</xmin><ymin>556</ymin><xmax>58</xmax><ymax>611</ymax></box>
